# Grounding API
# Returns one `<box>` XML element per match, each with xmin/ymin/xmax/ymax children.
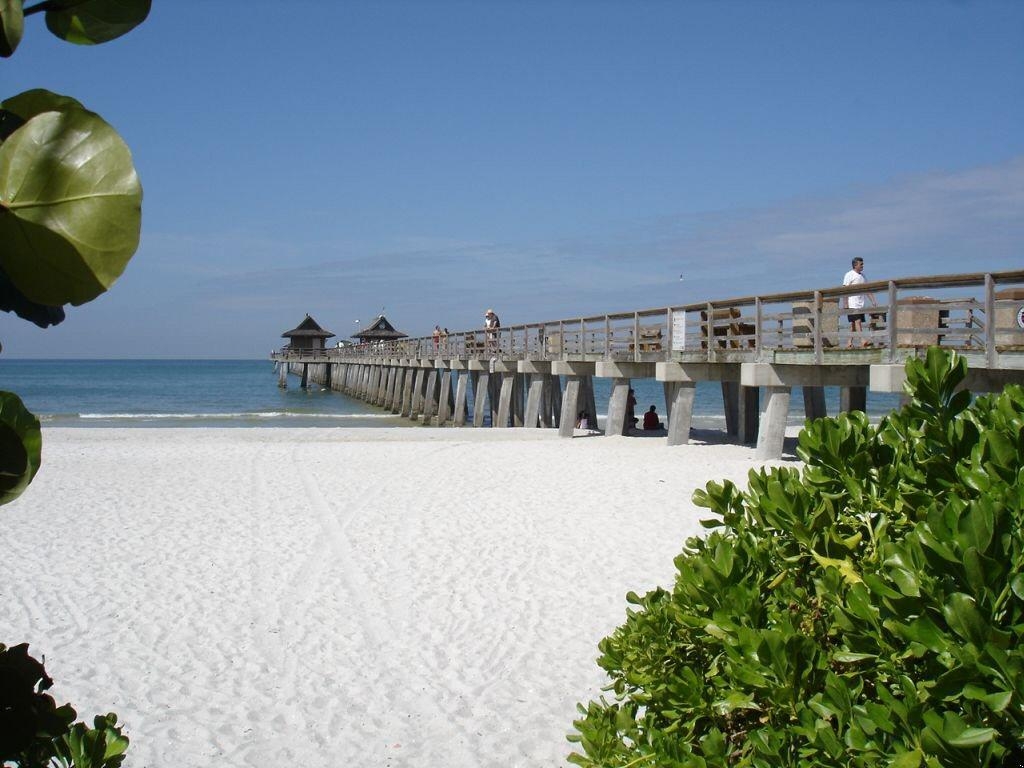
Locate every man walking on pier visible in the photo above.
<box><xmin>843</xmin><ymin>257</ymin><xmax>876</xmax><ymax>347</ymax></box>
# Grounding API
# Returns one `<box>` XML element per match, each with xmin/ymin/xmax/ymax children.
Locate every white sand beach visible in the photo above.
<box><xmin>2</xmin><ymin>427</ymin><xmax>793</xmax><ymax>767</ymax></box>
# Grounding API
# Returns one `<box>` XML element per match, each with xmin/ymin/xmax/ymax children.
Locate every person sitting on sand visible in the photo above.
<box><xmin>576</xmin><ymin>411</ymin><xmax>589</xmax><ymax>430</ymax></box>
<box><xmin>642</xmin><ymin>405</ymin><xmax>664</xmax><ymax>431</ymax></box>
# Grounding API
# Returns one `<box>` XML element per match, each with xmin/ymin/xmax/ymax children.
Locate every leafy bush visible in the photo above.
<box><xmin>0</xmin><ymin>643</ymin><xmax>128</xmax><ymax>768</ymax></box>
<box><xmin>569</xmin><ymin>348</ymin><xmax>1024</xmax><ymax>767</ymax></box>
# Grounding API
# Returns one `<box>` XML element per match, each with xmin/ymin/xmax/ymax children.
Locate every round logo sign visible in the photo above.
<box><xmin>1018</xmin><ymin>306</ymin><xmax>1024</xmax><ymax>330</ymax></box>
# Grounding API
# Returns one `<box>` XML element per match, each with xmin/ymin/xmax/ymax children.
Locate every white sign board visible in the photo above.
<box><xmin>671</xmin><ymin>311</ymin><xmax>687</xmax><ymax>351</ymax></box>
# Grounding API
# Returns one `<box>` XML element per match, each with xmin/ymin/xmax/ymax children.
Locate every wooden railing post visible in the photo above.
<box><xmin>887</xmin><ymin>281</ymin><xmax>898</xmax><ymax>362</ymax></box>
<box><xmin>813</xmin><ymin>290</ymin><xmax>822</xmax><ymax>365</ymax></box>
<box><xmin>605</xmin><ymin>316</ymin><xmax>611</xmax><ymax>359</ymax></box>
<box><xmin>754</xmin><ymin>297</ymin><xmax>763</xmax><ymax>360</ymax></box>
<box><xmin>665</xmin><ymin>308</ymin><xmax>674</xmax><ymax>358</ymax></box>
<box><xmin>706</xmin><ymin>302</ymin><xmax>714</xmax><ymax>363</ymax></box>
<box><xmin>985</xmin><ymin>273</ymin><xmax>996</xmax><ymax>368</ymax></box>
<box><xmin>633</xmin><ymin>312</ymin><xmax>640</xmax><ymax>363</ymax></box>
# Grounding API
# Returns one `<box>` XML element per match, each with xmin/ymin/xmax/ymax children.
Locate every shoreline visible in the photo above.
<box><xmin>4</xmin><ymin>427</ymin><xmax>793</xmax><ymax>767</ymax></box>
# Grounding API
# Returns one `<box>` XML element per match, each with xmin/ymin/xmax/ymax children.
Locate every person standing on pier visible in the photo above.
<box><xmin>484</xmin><ymin>309</ymin><xmax>500</xmax><ymax>352</ymax></box>
<box><xmin>843</xmin><ymin>257</ymin><xmax>877</xmax><ymax>347</ymax></box>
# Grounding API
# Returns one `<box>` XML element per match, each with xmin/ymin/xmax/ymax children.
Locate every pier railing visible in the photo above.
<box><xmin>274</xmin><ymin>270</ymin><xmax>1024</xmax><ymax>367</ymax></box>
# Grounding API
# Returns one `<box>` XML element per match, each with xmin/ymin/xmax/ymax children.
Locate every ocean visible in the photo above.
<box><xmin>0</xmin><ymin>359</ymin><xmax>903</xmax><ymax>429</ymax></box>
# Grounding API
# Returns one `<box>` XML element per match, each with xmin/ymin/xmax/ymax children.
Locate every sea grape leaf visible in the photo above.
<box><xmin>0</xmin><ymin>104</ymin><xmax>142</xmax><ymax>306</ymax></box>
<box><xmin>44</xmin><ymin>0</ymin><xmax>150</xmax><ymax>45</ymax></box>
<box><xmin>1</xmin><ymin>89</ymin><xmax>87</xmax><ymax>124</ymax></box>
<box><xmin>0</xmin><ymin>390</ymin><xmax>41</xmax><ymax>506</ymax></box>
<box><xmin>0</xmin><ymin>266</ymin><xmax>65</xmax><ymax>327</ymax></box>
<box><xmin>0</xmin><ymin>0</ymin><xmax>24</xmax><ymax>57</ymax></box>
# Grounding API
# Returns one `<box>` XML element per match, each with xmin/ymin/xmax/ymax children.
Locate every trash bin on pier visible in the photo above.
<box><xmin>994</xmin><ymin>288</ymin><xmax>1024</xmax><ymax>349</ymax></box>
<box><xmin>792</xmin><ymin>299</ymin><xmax>839</xmax><ymax>348</ymax></box>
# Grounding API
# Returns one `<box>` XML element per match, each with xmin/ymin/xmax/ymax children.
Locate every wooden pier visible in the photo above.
<box><xmin>271</xmin><ymin>270</ymin><xmax>1024</xmax><ymax>458</ymax></box>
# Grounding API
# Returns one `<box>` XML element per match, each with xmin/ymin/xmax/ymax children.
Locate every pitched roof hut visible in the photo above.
<box><xmin>281</xmin><ymin>314</ymin><xmax>335</xmax><ymax>350</ymax></box>
<box><xmin>352</xmin><ymin>314</ymin><xmax>407</xmax><ymax>344</ymax></box>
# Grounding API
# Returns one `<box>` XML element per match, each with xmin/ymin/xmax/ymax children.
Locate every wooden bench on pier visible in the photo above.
<box><xmin>628</xmin><ymin>326</ymin><xmax>663</xmax><ymax>353</ymax></box>
<box><xmin>701</xmin><ymin>308</ymin><xmax>755</xmax><ymax>349</ymax></box>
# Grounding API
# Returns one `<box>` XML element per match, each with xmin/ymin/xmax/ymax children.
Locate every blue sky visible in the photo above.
<box><xmin>2</xmin><ymin>0</ymin><xmax>1022</xmax><ymax>358</ymax></box>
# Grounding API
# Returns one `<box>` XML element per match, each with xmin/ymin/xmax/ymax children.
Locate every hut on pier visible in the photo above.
<box><xmin>281</xmin><ymin>314</ymin><xmax>335</xmax><ymax>351</ymax></box>
<box><xmin>353</xmin><ymin>315</ymin><xmax>407</xmax><ymax>346</ymax></box>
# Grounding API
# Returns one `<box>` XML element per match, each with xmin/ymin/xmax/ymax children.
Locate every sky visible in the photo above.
<box><xmin>2</xmin><ymin>0</ymin><xmax>1022</xmax><ymax>358</ymax></box>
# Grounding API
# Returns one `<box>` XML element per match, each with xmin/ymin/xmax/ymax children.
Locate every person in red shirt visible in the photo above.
<box><xmin>642</xmin><ymin>405</ymin><xmax>664</xmax><ymax>431</ymax></box>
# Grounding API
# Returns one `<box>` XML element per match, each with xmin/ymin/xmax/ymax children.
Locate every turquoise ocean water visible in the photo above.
<box><xmin>0</xmin><ymin>359</ymin><xmax>902</xmax><ymax>429</ymax></box>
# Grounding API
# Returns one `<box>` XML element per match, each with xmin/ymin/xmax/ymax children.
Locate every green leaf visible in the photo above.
<box><xmin>811</xmin><ymin>551</ymin><xmax>862</xmax><ymax>584</ymax></box>
<box><xmin>0</xmin><ymin>102</ymin><xmax>142</xmax><ymax>306</ymax></box>
<box><xmin>1011</xmin><ymin>573</ymin><xmax>1024</xmax><ymax>601</ymax></box>
<box><xmin>0</xmin><ymin>390</ymin><xmax>41</xmax><ymax>506</ymax></box>
<box><xmin>832</xmin><ymin>651</ymin><xmax>877</xmax><ymax>663</ymax></box>
<box><xmin>888</xmin><ymin>749</ymin><xmax>923</xmax><ymax>768</ymax></box>
<box><xmin>1</xmin><ymin>88</ymin><xmax>87</xmax><ymax>125</ymax></box>
<box><xmin>945</xmin><ymin>727</ymin><xmax>996</xmax><ymax>748</ymax></box>
<box><xmin>942</xmin><ymin>593</ymin><xmax>987</xmax><ymax>646</ymax></box>
<box><xmin>44</xmin><ymin>0</ymin><xmax>150</xmax><ymax>45</ymax></box>
<box><xmin>0</xmin><ymin>0</ymin><xmax>24</xmax><ymax>57</ymax></box>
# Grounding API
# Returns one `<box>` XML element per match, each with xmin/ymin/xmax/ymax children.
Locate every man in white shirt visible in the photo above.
<box><xmin>843</xmin><ymin>257</ymin><xmax>877</xmax><ymax>347</ymax></box>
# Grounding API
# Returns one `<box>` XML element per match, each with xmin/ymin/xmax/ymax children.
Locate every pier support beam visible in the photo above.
<box><xmin>721</xmin><ymin>381</ymin><xmax>758</xmax><ymax>440</ymax></box>
<box><xmin>410</xmin><ymin>367</ymin><xmax>427</xmax><ymax>420</ymax></box>
<box><xmin>520</xmin><ymin>360</ymin><xmax>553</xmax><ymax>429</ymax></box>
<box><xmin>372</xmin><ymin>366</ymin><xmax>381</xmax><ymax>401</ymax></box>
<box><xmin>511</xmin><ymin>374</ymin><xmax>525</xmax><ymax>427</ymax></box>
<box><xmin>300</xmin><ymin>363</ymin><xmax>309</xmax><ymax>389</ymax></box>
<box><xmin>390</xmin><ymin>368</ymin><xmax>405</xmax><ymax>414</ymax></box>
<box><xmin>496</xmin><ymin>373</ymin><xmax>515</xmax><ymax>428</ymax></box>
<box><xmin>548</xmin><ymin>374</ymin><xmax>562</xmax><ymax>428</ymax></box>
<box><xmin>553</xmin><ymin>361</ymin><xmax>596</xmax><ymax>437</ymax></box>
<box><xmin>365</xmin><ymin>366</ymin><xmax>376</xmax><ymax>402</ymax></box>
<box><xmin>438</xmin><ymin>369</ymin><xmax>452</xmax><ymax>425</ymax></box>
<box><xmin>605</xmin><ymin>377</ymin><xmax>631</xmax><ymax>436</ymax></box>
<box><xmin>376</xmin><ymin>368</ymin><xmax>387</xmax><ymax>409</ymax></box>
<box><xmin>278</xmin><ymin>362</ymin><xmax>287</xmax><ymax>388</ymax></box>
<box><xmin>422</xmin><ymin>369</ymin><xmax>439</xmax><ymax>425</ymax></box>
<box><xmin>756</xmin><ymin>385</ymin><xmax>792</xmax><ymax>460</ymax></box>
<box><xmin>453</xmin><ymin>371</ymin><xmax>469</xmax><ymax>426</ymax></box>
<box><xmin>473</xmin><ymin>372</ymin><xmax>490</xmax><ymax>427</ymax></box>
<box><xmin>840</xmin><ymin>386</ymin><xmax>866</xmax><ymax>414</ymax></box>
<box><xmin>583</xmin><ymin>377</ymin><xmax>597</xmax><ymax>431</ymax></box>
<box><xmin>739</xmin><ymin>386</ymin><xmax>760</xmax><ymax>444</ymax></box>
<box><xmin>364</xmin><ymin>366</ymin><xmax>375</xmax><ymax>401</ymax></box>
<box><xmin>802</xmin><ymin>386</ymin><xmax>827</xmax><ymax>421</ymax></box>
<box><xmin>488</xmin><ymin>373</ymin><xmax>502</xmax><ymax>426</ymax></box>
<box><xmin>559</xmin><ymin>376</ymin><xmax>582</xmax><ymax>438</ymax></box>
<box><xmin>524</xmin><ymin>375</ymin><xmax>544</xmax><ymax>427</ymax></box>
<box><xmin>664</xmin><ymin>381</ymin><xmax>696</xmax><ymax>446</ymax></box>
<box><xmin>384</xmin><ymin>367</ymin><xmax>397</xmax><ymax>410</ymax></box>
<box><xmin>400</xmin><ymin>367</ymin><xmax>415</xmax><ymax>417</ymax></box>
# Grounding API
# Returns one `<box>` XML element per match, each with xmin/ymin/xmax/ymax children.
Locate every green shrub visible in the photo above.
<box><xmin>0</xmin><ymin>643</ymin><xmax>128</xmax><ymax>768</ymax></box>
<box><xmin>569</xmin><ymin>348</ymin><xmax>1024</xmax><ymax>768</ymax></box>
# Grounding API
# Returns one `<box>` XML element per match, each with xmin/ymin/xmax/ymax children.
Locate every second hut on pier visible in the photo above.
<box><xmin>353</xmin><ymin>314</ymin><xmax>408</xmax><ymax>350</ymax></box>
